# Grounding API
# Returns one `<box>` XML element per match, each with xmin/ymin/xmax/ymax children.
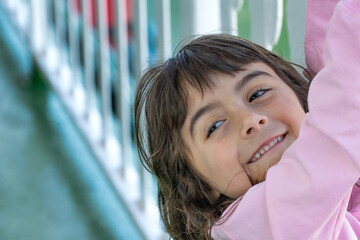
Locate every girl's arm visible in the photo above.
<box><xmin>212</xmin><ymin>1</ymin><xmax>360</xmax><ymax>239</ymax></box>
<box><xmin>304</xmin><ymin>0</ymin><xmax>340</xmax><ymax>79</ymax></box>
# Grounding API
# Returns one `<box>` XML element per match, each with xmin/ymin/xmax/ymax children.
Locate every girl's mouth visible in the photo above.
<box><xmin>248</xmin><ymin>133</ymin><xmax>287</xmax><ymax>164</ymax></box>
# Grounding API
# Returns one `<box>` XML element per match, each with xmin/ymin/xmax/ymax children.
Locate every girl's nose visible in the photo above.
<box><xmin>241</xmin><ymin>112</ymin><xmax>268</xmax><ymax>137</ymax></box>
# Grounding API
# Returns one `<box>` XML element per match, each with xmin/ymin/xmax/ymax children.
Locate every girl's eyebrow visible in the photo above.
<box><xmin>190</xmin><ymin>101</ymin><xmax>220</xmax><ymax>137</ymax></box>
<box><xmin>234</xmin><ymin>70</ymin><xmax>272</xmax><ymax>93</ymax></box>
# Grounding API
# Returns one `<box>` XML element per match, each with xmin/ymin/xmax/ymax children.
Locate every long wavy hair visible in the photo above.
<box><xmin>134</xmin><ymin>34</ymin><xmax>309</xmax><ymax>240</ymax></box>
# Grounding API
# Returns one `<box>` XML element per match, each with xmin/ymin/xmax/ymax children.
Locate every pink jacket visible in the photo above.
<box><xmin>211</xmin><ymin>0</ymin><xmax>360</xmax><ymax>239</ymax></box>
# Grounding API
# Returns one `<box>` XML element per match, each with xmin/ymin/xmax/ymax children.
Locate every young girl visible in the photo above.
<box><xmin>134</xmin><ymin>0</ymin><xmax>360</xmax><ymax>239</ymax></box>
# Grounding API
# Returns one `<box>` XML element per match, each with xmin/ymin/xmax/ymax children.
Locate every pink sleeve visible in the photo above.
<box><xmin>304</xmin><ymin>0</ymin><xmax>340</xmax><ymax>79</ymax></box>
<box><xmin>212</xmin><ymin>1</ymin><xmax>360</xmax><ymax>239</ymax></box>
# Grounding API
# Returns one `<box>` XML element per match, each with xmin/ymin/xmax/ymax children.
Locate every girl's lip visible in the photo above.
<box><xmin>247</xmin><ymin>132</ymin><xmax>287</xmax><ymax>164</ymax></box>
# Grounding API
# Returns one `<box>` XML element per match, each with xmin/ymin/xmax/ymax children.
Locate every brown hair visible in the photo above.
<box><xmin>134</xmin><ymin>34</ymin><xmax>309</xmax><ymax>239</ymax></box>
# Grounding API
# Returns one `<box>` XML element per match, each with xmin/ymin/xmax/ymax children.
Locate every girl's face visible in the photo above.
<box><xmin>180</xmin><ymin>62</ymin><xmax>305</xmax><ymax>199</ymax></box>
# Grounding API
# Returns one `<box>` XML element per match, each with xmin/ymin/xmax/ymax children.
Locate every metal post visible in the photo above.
<box><xmin>133</xmin><ymin>0</ymin><xmax>150</xmax><ymax>211</ymax></box>
<box><xmin>67</xmin><ymin>0</ymin><xmax>80</xmax><ymax>93</ymax></box>
<box><xmin>30</xmin><ymin>0</ymin><xmax>47</xmax><ymax>53</ymax></box>
<box><xmin>287</xmin><ymin>0</ymin><xmax>306</xmax><ymax>64</ymax></box>
<box><xmin>249</xmin><ymin>0</ymin><xmax>283</xmax><ymax>50</ymax></box>
<box><xmin>157</xmin><ymin>0</ymin><xmax>172</xmax><ymax>60</ymax></box>
<box><xmin>81</xmin><ymin>0</ymin><xmax>97</xmax><ymax>121</ymax></box>
<box><xmin>178</xmin><ymin>0</ymin><xmax>221</xmax><ymax>41</ymax></box>
<box><xmin>55</xmin><ymin>0</ymin><xmax>67</xmax><ymax>68</ymax></box>
<box><xmin>114</xmin><ymin>0</ymin><xmax>132</xmax><ymax>177</ymax></box>
<box><xmin>220</xmin><ymin>0</ymin><xmax>243</xmax><ymax>35</ymax></box>
<box><xmin>96</xmin><ymin>0</ymin><xmax>114</xmax><ymax>143</ymax></box>
<box><xmin>133</xmin><ymin>0</ymin><xmax>149</xmax><ymax>80</ymax></box>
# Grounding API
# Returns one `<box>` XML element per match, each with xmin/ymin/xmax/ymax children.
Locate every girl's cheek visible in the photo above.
<box><xmin>275</xmin><ymin>95</ymin><xmax>305</xmax><ymax>125</ymax></box>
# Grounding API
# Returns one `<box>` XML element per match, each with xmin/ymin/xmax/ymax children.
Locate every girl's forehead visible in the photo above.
<box><xmin>184</xmin><ymin>62</ymin><xmax>275</xmax><ymax>89</ymax></box>
<box><xmin>183</xmin><ymin>62</ymin><xmax>287</xmax><ymax>105</ymax></box>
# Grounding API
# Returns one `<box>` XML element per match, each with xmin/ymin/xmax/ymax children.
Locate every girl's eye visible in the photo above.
<box><xmin>249</xmin><ymin>88</ymin><xmax>270</xmax><ymax>102</ymax></box>
<box><xmin>207</xmin><ymin>120</ymin><xmax>224</xmax><ymax>138</ymax></box>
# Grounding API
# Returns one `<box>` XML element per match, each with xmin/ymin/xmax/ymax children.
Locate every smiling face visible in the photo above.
<box><xmin>180</xmin><ymin>62</ymin><xmax>306</xmax><ymax>199</ymax></box>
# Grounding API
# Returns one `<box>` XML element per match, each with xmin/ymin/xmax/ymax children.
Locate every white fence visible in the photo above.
<box><xmin>0</xmin><ymin>0</ymin><xmax>306</xmax><ymax>239</ymax></box>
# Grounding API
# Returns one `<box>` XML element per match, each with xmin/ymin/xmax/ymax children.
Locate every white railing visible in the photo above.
<box><xmin>0</xmin><ymin>0</ymin><xmax>306</xmax><ymax>239</ymax></box>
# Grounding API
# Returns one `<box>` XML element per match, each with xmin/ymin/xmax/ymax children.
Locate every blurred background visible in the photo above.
<box><xmin>0</xmin><ymin>0</ymin><xmax>306</xmax><ymax>239</ymax></box>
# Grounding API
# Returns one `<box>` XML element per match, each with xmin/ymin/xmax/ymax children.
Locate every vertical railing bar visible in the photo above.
<box><xmin>249</xmin><ymin>0</ymin><xmax>283</xmax><ymax>50</ymax></box>
<box><xmin>114</xmin><ymin>0</ymin><xmax>132</xmax><ymax>178</ymax></box>
<box><xmin>30</xmin><ymin>0</ymin><xmax>36</xmax><ymax>50</ymax></box>
<box><xmin>55</xmin><ymin>0</ymin><xmax>61</xmax><ymax>49</ymax></box>
<box><xmin>157</xmin><ymin>0</ymin><xmax>172</xmax><ymax>60</ymax></box>
<box><xmin>81</xmin><ymin>0</ymin><xmax>96</xmax><ymax>119</ymax></box>
<box><xmin>286</xmin><ymin>0</ymin><xmax>306</xmax><ymax>64</ymax></box>
<box><xmin>45</xmin><ymin>0</ymin><xmax>52</xmax><ymax>46</ymax></box>
<box><xmin>272</xmin><ymin>0</ymin><xmax>283</xmax><ymax>48</ymax></box>
<box><xmin>220</xmin><ymin>0</ymin><xmax>243</xmax><ymax>35</ymax></box>
<box><xmin>133</xmin><ymin>0</ymin><xmax>150</xmax><ymax>211</ymax></box>
<box><xmin>263</xmin><ymin>0</ymin><xmax>283</xmax><ymax>49</ymax></box>
<box><xmin>24</xmin><ymin>0</ymin><xmax>30</xmax><ymax>37</ymax></box>
<box><xmin>54</xmin><ymin>0</ymin><xmax>66</xmax><ymax>68</ymax></box>
<box><xmin>23</xmin><ymin>0</ymin><xmax>30</xmax><ymax>37</ymax></box>
<box><xmin>46</xmin><ymin>0</ymin><xmax>60</xmax><ymax>72</ymax></box>
<box><xmin>133</xmin><ymin>0</ymin><xmax>149</xmax><ymax>80</ymax></box>
<box><xmin>41</xmin><ymin>0</ymin><xmax>49</xmax><ymax>56</ymax></box>
<box><xmin>67</xmin><ymin>0</ymin><xmax>80</xmax><ymax>93</ymax></box>
<box><xmin>44</xmin><ymin>0</ymin><xmax>51</xmax><ymax>47</ymax></box>
<box><xmin>13</xmin><ymin>0</ymin><xmax>24</xmax><ymax>37</ymax></box>
<box><xmin>96</xmin><ymin>0</ymin><xmax>114</xmax><ymax>144</ymax></box>
<box><xmin>30</xmin><ymin>0</ymin><xmax>45</xmax><ymax>53</ymax></box>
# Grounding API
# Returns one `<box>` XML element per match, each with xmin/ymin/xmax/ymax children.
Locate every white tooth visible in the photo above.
<box><xmin>252</xmin><ymin>136</ymin><xmax>284</xmax><ymax>163</ymax></box>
